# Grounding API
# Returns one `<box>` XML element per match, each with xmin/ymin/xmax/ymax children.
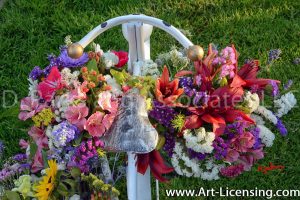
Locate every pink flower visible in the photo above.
<box><xmin>19</xmin><ymin>139</ymin><xmax>29</xmax><ymax>149</ymax></box>
<box><xmin>220</xmin><ymin>64</ymin><xmax>235</xmax><ymax>78</ymax></box>
<box><xmin>237</xmin><ymin>147</ymin><xmax>264</xmax><ymax>171</ymax></box>
<box><xmin>37</xmin><ymin>67</ymin><xmax>63</xmax><ymax>101</ymax></box>
<box><xmin>31</xmin><ymin>148</ymin><xmax>44</xmax><ymax>173</ymax></box>
<box><xmin>65</xmin><ymin>103</ymin><xmax>89</xmax><ymax>130</ymax></box>
<box><xmin>98</xmin><ymin>91</ymin><xmax>112</xmax><ymax>111</ymax></box>
<box><xmin>84</xmin><ymin>112</ymin><xmax>106</xmax><ymax>137</ymax></box>
<box><xmin>28</xmin><ymin>126</ymin><xmax>48</xmax><ymax>148</ymax></box>
<box><xmin>231</xmin><ymin>132</ymin><xmax>255</xmax><ymax>152</ymax></box>
<box><xmin>221</xmin><ymin>47</ymin><xmax>236</xmax><ymax>65</ymax></box>
<box><xmin>69</xmin><ymin>81</ymin><xmax>89</xmax><ymax>100</ymax></box>
<box><xmin>220</xmin><ymin>164</ymin><xmax>244</xmax><ymax>178</ymax></box>
<box><xmin>18</xmin><ymin>97</ymin><xmax>47</xmax><ymax>121</ymax></box>
<box><xmin>112</xmin><ymin>51</ymin><xmax>128</xmax><ymax>68</ymax></box>
<box><xmin>225</xmin><ymin>148</ymin><xmax>239</xmax><ymax>162</ymax></box>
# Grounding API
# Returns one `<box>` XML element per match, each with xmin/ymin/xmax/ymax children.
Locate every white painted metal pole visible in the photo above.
<box><xmin>127</xmin><ymin>152</ymin><xmax>137</xmax><ymax>200</ymax></box>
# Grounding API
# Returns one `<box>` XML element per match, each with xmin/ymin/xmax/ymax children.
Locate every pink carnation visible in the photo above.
<box><xmin>65</xmin><ymin>103</ymin><xmax>89</xmax><ymax>130</ymax></box>
<box><xmin>98</xmin><ymin>91</ymin><xmax>112</xmax><ymax>111</ymax></box>
<box><xmin>237</xmin><ymin>147</ymin><xmax>264</xmax><ymax>171</ymax></box>
<box><xmin>69</xmin><ymin>81</ymin><xmax>89</xmax><ymax>100</ymax></box>
<box><xmin>225</xmin><ymin>148</ymin><xmax>239</xmax><ymax>162</ymax></box>
<box><xmin>84</xmin><ymin>112</ymin><xmax>106</xmax><ymax>137</ymax></box>
<box><xmin>18</xmin><ymin>97</ymin><xmax>47</xmax><ymax>121</ymax></box>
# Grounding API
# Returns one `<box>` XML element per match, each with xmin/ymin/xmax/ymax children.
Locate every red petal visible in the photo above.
<box><xmin>136</xmin><ymin>153</ymin><xmax>150</xmax><ymax>175</ymax></box>
<box><xmin>201</xmin><ymin>114</ymin><xmax>226</xmax><ymax>136</ymax></box>
<box><xmin>184</xmin><ymin>115</ymin><xmax>203</xmax><ymax>129</ymax></box>
<box><xmin>175</xmin><ymin>70</ymin><xmax>194</xmax><ymax>77</ymax></box>
<box><xmin>224</xmin><ymin>110</ymin><xmax>255</xmax><ymax>124</ymax></box>
<box><xmin>230</xmin><ymin>75</ymin><xmax>246</xmax><ymax>88</ymax></box>
<box><xmin>161</xmin><ymin>66</ymin><xmax>170</xmax><ymax>87</ymax></box>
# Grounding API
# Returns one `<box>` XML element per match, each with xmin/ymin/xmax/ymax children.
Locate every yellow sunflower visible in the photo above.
<box><xmin>34</xmin><ymin>160</ymin><xmax>58</xmax><ymax>200</ymax></box>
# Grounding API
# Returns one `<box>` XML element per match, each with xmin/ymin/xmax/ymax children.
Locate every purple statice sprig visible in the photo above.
<box><xmin>267</xmin><ymin>49</ymin><xmax>282</xmax><ymax>64</ymax></box>
<box><xmin>284</xmin><ymin>80</ymin><xmax>293</xmax><ymax>91</ymax></box>
<box><xmin>163</xmin><ymin>133</ymin><xmax>176</xmax><ymax>157</ymax></box>
<box><xmin>149</xmin><ymin>100</ymin><xmax>177</xmax><ymax>133</ymax></box>
<box><xmin>0</xmin><ymin>162</ymin><xmax>30</xmax><ymax>189</ymax></box>
<box><xmin>187</xmin><ymin>148</ymin><xmax>206</xmax><ymax>160</ymax></box>
<box><xmin>269</xmin><ymin>80</ymin><xmax>280</xmax><ymax>97</ymax></box>
<box><xmin>276</xmin><ymin>117</ymin><xmax>288</xmax><ymax>136</ymax></box>
<box><xmin>293</xmin><ymin>58</ymin><xmax>300</xmax><ymax>65</ymax></box>
<box><xmin>250</xmin><ymin>126</ymin><xmax>262</xmax><ymax>149</ymax></box>
<box><xmin>212</xmin><ymin>137</ymin><xmax>228</xmax><ymax>160</ymax></box>
<box><xmin>29</xmin><ymin>66</ymin><xmax>44</xmax><ymax>80</ymax></box>
<box><xmin>12</xmin><ymin>153</ymin><xmax>27</xmax><ymax>162</ymax></box>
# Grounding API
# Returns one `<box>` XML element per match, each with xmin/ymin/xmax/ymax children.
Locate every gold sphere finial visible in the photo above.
<box><xmin>67</xmin><ymin>43</ymin><xmax>84</xmax><ymax>59</ymax></box>
<box><xmin>187</xmin><ymin>45</ymin><xmax>204</xmax><ymax>61</ymax></box>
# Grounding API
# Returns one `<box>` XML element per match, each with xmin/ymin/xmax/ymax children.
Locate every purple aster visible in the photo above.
<box><xmin>52</xmin><ymin>121</ymin><xmax>80</xmax><ymax>147</ymax></box>
<box><xmin>187</xmin><ymin>148</ymin><xmax>206</xmax><ymax>160</ymax></box>
<box><xmin>163</xmin><ymin>133</ymin><xmax>175</xmax><ymax>157</ymax></box>
<box><xmin>250</xmin><ymin>127</ymin><xmax>262</xmax><ymax>149</ymax></box>
<box><xmin>213</xmin><ymin>137</ymin><xmax>228</xmax><ymax>160</ymax></box>
<box><xmin>179</xmin><ymin>77</ymin><xmax>195</xmax><ymax>97</ymax></box>
<box><xmin>29</xmin><ymin>66</ymin><xmax>44</xmax><ymax>80</ymax></box>
<box><xmin>269</xmin><ymin>80</ymin><xmax>279</xmax><ymax>97</ymax></box>
<box><xmin>58</xmin><ymin>46</ymin><xmax>89</xmax><ymax>68</ymax></box>
<box><xmin>149</xmin><ymin>100</ymin><xmax>177</xmax><ymax>132</ymax></box>
<box><xmin>276</xmin><ymin>117</ymin><xmax>287</xmax><ymax>136</ymax></box>
<box><xmin>267</xmin><ymin>49</ymin><xmax>282</xmax><ymax>64</ymax></box>
<box><xmin>284</xmin><ymin>80</ymin><xmax>293</xmax><ymax>90</ymax></box>
<box><xmin>12</xmin><ymin>153</ymin><xmax>27</xmax><ymax>162</ymax></box>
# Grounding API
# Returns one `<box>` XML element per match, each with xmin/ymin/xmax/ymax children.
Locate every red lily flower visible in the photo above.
<box><xmin>237</xmin><ymin>60</ymin><xmax>280</xmax><ymax>89</ymax></box>
<box><xmin>155</xmin><ymin>66</ymin><xmax>184</xmax><ymax>106</ymax></box>
<box><xmin>137</xmin><ymin>150</ymin><xmax>174</xmax><ymax>182</ymax></box>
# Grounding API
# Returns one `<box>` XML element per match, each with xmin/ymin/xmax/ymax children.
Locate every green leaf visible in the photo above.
<box><xmin>86</xmin><ymin>59</ymin><xmax>99</xmax><ymax>73</ymax></box>
<box><xmin>57</xmin><ymin>182</ymin><xmax>69</xmax><ymax>197</ymax></box>
<box><xmin>4</xmin><ymin>191</ymin><xmax>21</xmax><ymax>200</ymax></box>
<box><xmin>155</xmin><ymin>135</ymin><xmax>166</xmax><ymax>150</ymax></box>
<box><xmin>42</xmin><ymin>149</ymin><xmax>49</xmax><ymax>168</ymax></box>
<box><xmin>70</xmin><ymin>167</ymin><xmax>81</xmax><ymax>178</ymax></box>
<box><xmin>29</xmin><ymin>142</ymin><xmax>38</xmax><ymax>160</ymax></box>
<box><xmin>110</xmin><ymin>69</ymin><xmax>129</xmax><ymax>84</ymax></box>
<box><xmin>63</xmin><ymin>178</ymin><xmax>77</xmax><ymax>192</ymax></box>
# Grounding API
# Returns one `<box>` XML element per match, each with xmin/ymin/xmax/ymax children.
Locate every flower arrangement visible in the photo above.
<box><xmin>0</xmin><ymin>36</ymin><xmax>297</xmax><ymax>199</ymax></box>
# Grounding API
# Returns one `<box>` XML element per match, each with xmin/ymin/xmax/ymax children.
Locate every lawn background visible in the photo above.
<box><xmin>0</xmin><ymin>0</ymin><xmax>300</xmax><ymax>199</ymax></box>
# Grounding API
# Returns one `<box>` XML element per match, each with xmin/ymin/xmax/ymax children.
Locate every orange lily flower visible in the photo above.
<box><xmin>155</xmin><ymin>66</ymin><xmax>184</xmax><ymax>106</ymax></box>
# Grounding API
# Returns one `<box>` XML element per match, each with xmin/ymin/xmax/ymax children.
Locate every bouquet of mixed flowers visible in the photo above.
<box><xmin>0</xmin><ymin>36</ymin><xmax>297</xmax><ymax>199</ymax></box>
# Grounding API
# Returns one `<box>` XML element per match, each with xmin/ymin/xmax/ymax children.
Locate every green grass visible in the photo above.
<box><xmin>1</xmin><ymin>0</ymin><xmax>300</xmax><ymax>199</ymax></box>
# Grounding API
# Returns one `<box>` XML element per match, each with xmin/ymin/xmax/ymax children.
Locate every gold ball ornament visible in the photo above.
<box><xmin>187</xmin><ymin>45</ymin><xmax>204</xmax><ymax>61</ymax></box>
<box><xmin>67</xmin><ymin>43</ymin><xmax>84</xmax><ymax>59</ymax></box>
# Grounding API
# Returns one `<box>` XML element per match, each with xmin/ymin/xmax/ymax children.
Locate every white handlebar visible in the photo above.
<box><xmin>77</xmin><ymin>14</ymin><xmax>193</xmax><ymax>48</ymax></box>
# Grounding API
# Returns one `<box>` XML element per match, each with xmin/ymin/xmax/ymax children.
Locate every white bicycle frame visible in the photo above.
<box><xmin>75</xmin><ymin>14</ymin><xmax>194</xmax><ymax>200</ymax></box>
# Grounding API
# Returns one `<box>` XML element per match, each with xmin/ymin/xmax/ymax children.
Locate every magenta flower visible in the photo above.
<box><xmin>231</xmin><ymin>132</ymin><xmax>255</xmax><ymax>152</ymax></box>
<box><xmin>84</xmin><ymin>112</ymin><xmax>106</xmax><ymax>137</ymax></box>
<box><xmin>18</xmin><ymin>97</ymin><xmax>47</xmax><ymax>121</ymax></box>
<box><xmin>28</xmin><ymin>126</ymin><xmax>48</xmax><ymax>148</ymax></box>
<box><xmin>65</xmin><ymin>103</ymin><xmax>89</xmax><ymax>130</ymax></box>
<box><xmin>220</xmin><ymin>164</ymin><xmax>244</xmax><ymax>178</ymax></box>
<box><xmin>237</xmin><ymin>147</ymin><xmax>264</xmax><ymax>171</ymax></box>
<box><xmin>19</xmin><ymin>139</ymin><xmax>29</xmax><ymax>149</ymax></box>
<box><xmin>31</xmin><ymin>148</ymin><xmax>44</xmax><ymax>173</ymax></box>
<box><xmin>225</xmin><ymin>148</ymin><xmax>239</xmax><ymax>162</ymax></box>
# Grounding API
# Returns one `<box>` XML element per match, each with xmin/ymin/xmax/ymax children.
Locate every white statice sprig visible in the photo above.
<box><xmin>254</xmin><ymin>106</ymin><xmax>278</xmax><ymax>125</ymax></box>
<box><xmin>244</xmin><ymin>91</ymin><xmax>260</xmax><ymax>113</ymax></box>
<box><xmin>257</xmin><ymin>125</ymin><xmax>275</xmax><ymax>147</ymax></box>
<box><xmin>61</xmin><ymin>68</ymin><xmax>80</xmax><ymax>88</ymax></box>
<box><xmin>134</xmin><ymin>60</ymin><xmax>160</xmax><ymax>78</ymax></box>
<box><xmin>183</xmin><ymin>127</ymin><xmax>215</xmax><ymax>154</ymax></box>
<box><xmin>28</xmin><ymin>78</ymin><xmax>39</xmax><ymax>99</ymax></box>
<box><xmin>51</xmin><ymin>93</ymin><xmax>71</xmax><ymax>122</ymax></box>
<box><xmin>274</xmin><ymin>92</ymin><xmax>297</xmax><ymax>117</ymax></box>
<box><xmin>250</xmin><ymin>114</ymin><xmax>265</xmax><ymax>125</ymax></box>
<box><xmin>171</xmin><ymin>142</ymin><xmax>223</xmax><ymax>180</ymax></box>
<box><xmin>102</xmin><ymin>51</ymin><xmax>119</xmax><ymax>69</ymax></box>
<box><xmin>104</xmin><ymin>75</ymin><xmax>122</xmax><ymax>97</ymax></box>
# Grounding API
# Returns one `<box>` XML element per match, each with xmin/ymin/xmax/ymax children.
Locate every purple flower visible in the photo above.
<box><xmin>29</xmin><ymin>66</ymin><xmax>43</xmax><ymax>80</ymax></box>
<box><xmin>213</xmin><ymin>137</ymin><xmax>228</xmax><ymax>160</ymax></box>
<box><xmin>269</xmin><ymin>80</ymin><xmax>279</xmax><ymax>97</ymax></box>
<box><xmin>149</xmin><ymin>100</ymin><xmax>177</xmax><ymax>132</ymax></box>
<box><xmin>13</xmin><ymin>153</ymin><xmax>27</xmax><ymax>162</ymax></box>
<box><xmin>276</xmin><ymin>117</ymin><xmax>287</xmax><ymax>136</ymax></box>
<box><xmin>187</xmin><ymin>148</ymin><xmax>206</xmax><ymax>160</ymax></box>
<box><xmin>52</xmin><ymin>121</ymin><xmax>80</xmax><ymax>147</ymax></box>
<box><xmin>163</xmin><ymin>133</ymin><xmax>175</xmax><ymax>157</ymax></box>
<box><xmin>284</xmin><ymin>80</ymin><xmax>293</xmax><ymax>90</ymax></box>
<box><xmin>250</xmin><ymin>127</ymin><xmax>261</xmax><ymax>149</ymax></box>
<box><xmin>58</xmin><ymin>46</ymin><xmax>89</xmax><ymax>68</ymax></box>
<box><xmin>268</xmin><ymin>49</ymin><xmax>281</xmax><ymax>64</ymax></box>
